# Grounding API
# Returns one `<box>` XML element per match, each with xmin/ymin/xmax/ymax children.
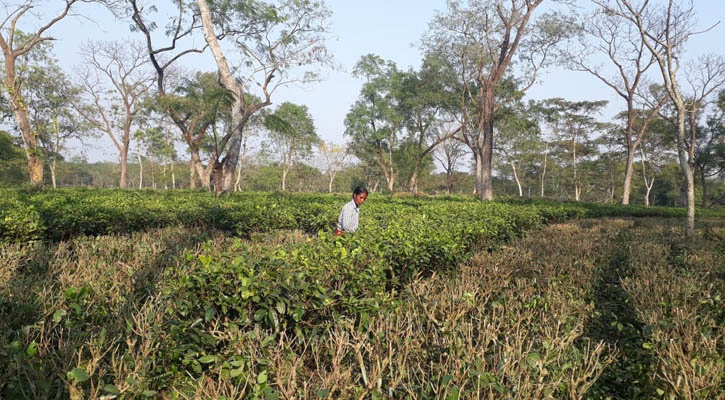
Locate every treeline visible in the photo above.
<box><xmin>0</xmin><ymin>126</ymin><xmax>718</xmax><ymax>207</ymax></box>
<box><xmin>1</xmin><ymin>1</ymin><xmax>724</xmax><ymax>217</ymax></box>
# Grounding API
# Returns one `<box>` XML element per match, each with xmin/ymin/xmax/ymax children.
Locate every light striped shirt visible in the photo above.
<box><xmin>336</xmin><ymin>199</ymin><xmax>360</xmax><ymax>233</ymax></box>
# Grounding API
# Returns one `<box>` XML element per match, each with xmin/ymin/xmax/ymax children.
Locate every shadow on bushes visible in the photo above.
<box><xmin>0</xmin><ymin>228</ymin><xmax>213</xmax><ymax>399</ymax></box>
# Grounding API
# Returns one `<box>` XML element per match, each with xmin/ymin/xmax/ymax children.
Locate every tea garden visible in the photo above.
<box><xmin>1</xmin><ymin>189</ymin><xmax>723</xmax><ymax>399</ymax></box>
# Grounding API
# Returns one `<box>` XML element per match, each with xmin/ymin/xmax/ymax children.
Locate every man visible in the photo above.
<box><xmin>335</xmin><ymin>186</ymin><xmax>368</xmax><ymax>235</ymax></box>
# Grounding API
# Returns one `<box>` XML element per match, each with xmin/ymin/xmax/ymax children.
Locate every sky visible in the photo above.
<box><xmin>13</xmin><ymin>0</ymin><xmax>725</xmax><ymax>163</ymax></box>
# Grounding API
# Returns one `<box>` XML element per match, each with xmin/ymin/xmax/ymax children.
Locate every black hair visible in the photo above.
<box><xmin>353</xmin><ymin>186</ymin><xmax>368</xmax><ymax>197</ymax></box>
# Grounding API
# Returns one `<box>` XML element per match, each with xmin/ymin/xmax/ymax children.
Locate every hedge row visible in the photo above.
<box><xmin>1</xmin><ymin>188</ymin><xmax>723</xmax><ymax>244</ymax></box>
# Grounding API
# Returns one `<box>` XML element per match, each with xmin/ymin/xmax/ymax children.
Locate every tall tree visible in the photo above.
<box><xmin>610</xmin><ymin>0</ymin><xmax>721</xmax><ymax>239</ymax></box>
<box><xmin>345</xmin><ymin>54</ymin><xmax>403</xmax><ymax>193</ymax></box>
<box><xmin>169</xmin><ymin>71</ymin><xmax>234</xmax><ymax>189</ymax></box>
<box><xmin>433</xmin><ymin>136</ymin><xmax>467</xmax><ymax>194</ymax></box>
<box><xmin>318</xmin><ymin>141</ymin><xmax>349</xmax><ymax>193</ymax></box>
<box><xmin>74</xmin><ymin>40</ymin><xmax>154</xmax><ymax>188</ymax></box>
<box><xmin>423</xmin><ymin>0</ymin><xmax>572</xmax><ymax>200</ymax></box>
<box><xmin>126</xmin><ymin>0</ymin><xmax>210</xmax><ymax>188</ymax></box>
<box><xmin>196</xmin><ymin>0</ymin><xmax>332</xmax><ymax>195</ymax></box>
<box><xmin>694</xmin><ymin>90</ymin><xmax>725</xmax><ymax>206</ymax></box>
<box><xmin>571</xmin><ymin>3</ymin><xmax>667</xmax><ymax>204</ymax></box>
<box><xmin>26</xmin><ymin>56</ymin><xmax>88</xmax><ymax>188</ymax></box>
<box><xmin>639</xmin><ymin>115</ymin><xmax>676</xmax><ymax>206</ymax></box>
<box><xmin>0</xmin><ymin>130</ymin><xmax>26</xmax><ymax>184</ymax></box>
<box><xmin>495</xmin><ymin>100</ymin><xmax>542</xmax><ymax>197</ymax></box>
<box><xmin>264</xmin><ymin>102</ymin><xmax>319</xmax><ymax>191</ymax></box>
<box><xmin>542</xmin><ymin>98</ymin><xmax>608</xmax><ymax>201</ymax></box>
<box><xmin>0</xmin><ymin>1</ymin><xmax>82</xmax><ymax>185</ymax></box>
<box><xmin>397</xmin><ymin>55</ymin><xmax>461</xmax><ymax>193</ymax></box>
<box><xmin>134</xmin><ymin>115</ymin><xmax>180</xmax><ymax>190</ymax></box>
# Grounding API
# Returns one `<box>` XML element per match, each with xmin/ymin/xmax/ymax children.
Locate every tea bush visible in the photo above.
<box><xmin>2</xmin><ymin>188</ymin><xmax>724</xmax><ymax>243</ymax></box>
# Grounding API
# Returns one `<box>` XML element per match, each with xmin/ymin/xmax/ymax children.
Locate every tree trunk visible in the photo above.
<box><xmin>282</xmin><ymin>164</ymin><xmax>288</xmax><ymax>191</ymax></box>
<box><xmin>50</xmin><ymin>159</ymin><xmax>57</xmax><ymax>189</ymax></box>
<box><xmin>328</xmin><ymin>172</ymin><xmax>337</xmax><ymax>193</ymax></box>
<box><xmin>479</xmin><ymin>91</ymin><xmax>495</xmax><ymax>201</ymax></box>
<box><xmin>4</xmin><ymin>55</ymin><xmax>44</xmax><ymax>186</ymax></box>
<box><xmin>644</xmin><ymin>181</ymin><xmax>653</xmax><ymax>206</ymax></box>
<box><xmin>235</xmin><ymin>164</ymin><xmax>242</xmax><ymax>192</ymax></box>
<box><xmin>511</xmin><ymin>161</ymin><xmax>523</xmax><ymax>197</ymax></box>
<box><xmin>621</xmin><ymin>145</ymin><xmax>636</xmax><ymax>205</ymax></box>
<box><xmin>447</xmin><ymin>170</ymin><xmax>453</xmax><ymax>194</ymax></box>
<box><xmin>700</xmin><ymin>170</ymin><xmax>708</xmax><ymax>208</ymax></box>
<box><xmin>409</xmin><ymin>166</ymin><xmax>419</xmax><ymax>194</ymax></box>
<box><xmin>387</xmin><ymin>169</ymin><xmax>395</xmax><ymax>193</ymax></box>
<box><xmin>171</xmin><ymin>164</ymin><xmax>176</xmax><ymax>189</ymax></box>
<box><xmin>222</xmin><ymin>106</ymin><xmax>246</xmax><ymax>192</ymax></box>
<box><xmin>474</xmin><ymin>150</ymin><xmax>483</xmax><ymax>196</ymax></box>
<box><xmin>189</xmin><ymin>160</ymin><xmax>197</xmax><ymax>189</ymax></box>
<box><xmin>120</xmin><ymin>151</ymin><xmax>128</xmax><ymax>188</ymax></box>
<box><xmin>540</xmin><ymin>142</ymin><xmax>548</xmax><ymax>197</ymax></box>
<box><xmin>213</xmin><ymin>160</ymin><xmax>224</xmax><ymax>197</ymax></box>
<box><xmin>138</xmin><ymin>154</ymin><xmax>143</xmax><ymax>189</ymax></box>
<box><xmin>675</xmin><ymin>110</ymin><xmax>695</xmax><ymax>239</ymax></box>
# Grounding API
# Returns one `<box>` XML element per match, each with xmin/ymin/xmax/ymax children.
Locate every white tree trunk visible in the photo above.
<box><xmin>138</xmin><ymin>154</ymin><xmax>143</xmax><ymax>189</ymax></box>
<box><xmin>511</xmin><ymin>161</ymin><xmax>523</xmax><ymax>197</ymax></box>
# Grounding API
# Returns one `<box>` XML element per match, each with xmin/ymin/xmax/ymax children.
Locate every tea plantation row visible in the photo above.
<box><xmin>2</xmin><ymin>188</ymin><xmax>723</xmax><ymax>243</ymax></box>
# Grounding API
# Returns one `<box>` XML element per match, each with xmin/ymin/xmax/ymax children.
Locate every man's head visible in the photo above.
<box><xmin>352</xmin><ymin>186</ymin><xmax>368</xmax><ymax>207</ymax></box>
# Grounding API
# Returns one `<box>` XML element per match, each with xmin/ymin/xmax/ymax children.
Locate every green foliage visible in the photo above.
<box><xmin>0</xmin><ymin>194</ymin><xmax>43</xmax><ymax>242</ymax></box>
<box><xmin>0</xmin><ymin>131</ymin><xmax>27</xmax><ymax>186</ymax></box>
<box><xmin>0</xmin><ymin>189</ymin><xmax>723</xmax><ymax>244</ymax></box>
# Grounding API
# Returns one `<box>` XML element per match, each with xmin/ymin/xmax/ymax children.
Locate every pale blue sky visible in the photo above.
<box><xmin>19</xmin><ymin>1</ymin><xmax>725</xmax><ymax>162</ymax></box>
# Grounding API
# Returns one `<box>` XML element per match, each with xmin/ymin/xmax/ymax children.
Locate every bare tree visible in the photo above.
<box><xmin>318</xmin><ymin>142</ymin><xmax>350</xmax><ymax>193</ymax></box>
<box><xmin>572</xmin><ymin>3</ymin><xmax>668</xmax><ymax>204</ymax></box>
<box><xmin>126</xmin><ymin>0</ymin><xmax>217</xmax><ymax>189</ymax></box>
<box><xmin>196</xmin><ymin>0</ymin><xmax>332</xmax><ymax>196</ymax></box>
<box><xmin>423</xmin><ymin>0</ymin><xmax>573</xmax><ymax>200</ymax></box>
<box><xmin>434</xmin><ymin>136</ymin><xmax>467</xmax><ymax>194</ymax></box>
<box><xmin>610</xmin><ymin>0</ymin><xmax>721</xmax><ymax>238</ymax></box>
<box><xmin>74</xmin><ymin>40</ymin><xmax>154</xmax><ymax>188</ymax></box>
<box><xmin>0</xmin><ymin>0</ymin><xmax>83</xmax><ymax>185</ymax></box>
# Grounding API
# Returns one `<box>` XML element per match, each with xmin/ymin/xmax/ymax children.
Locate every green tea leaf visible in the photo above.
<box><xmin>26</xmin><ymin>340</ymin><xmax>38</xmax><ymax>357</ymax></box>
<box><xmin>257</xmin><ymin>370</ymin><xmax>268</xmax><ymax>384</ymax></box>
<box><xmin>199</xmin><ymin>355</ymin><xmax>216</xmax><ymax>364</ymax></box>
<box><xmin>67</xmin><ymin>368</ymin><xmax>90</xmax><ymax>383</ymax></box>
<box><xmin>52</xmin><ymin>309</ymin><xmax>67</xmax><ymax>323</ymax></box>
<box><xmin>103</xmin><ymin>384</ymin><xmax>121</xmax><ymax>395</ymax></box>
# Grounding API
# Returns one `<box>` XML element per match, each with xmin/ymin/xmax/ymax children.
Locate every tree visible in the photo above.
<box><xmin>433</xmin><ymin>136</ymin><xmax>467</xmax><ymax>194</ymax></box>
<box><xmin>169</xmin><ymin>71</ymin><xmax>235</xmax><ymax>190</ymax></box>
<box><xmin>318</xmin><ymin>141</ymin><xmax>349</xmax><ymax>193</ymax></box>
<box><xmin>74</xmin><ymin>40</ymin><xmax>154</xmax><ymax>188</ymax></box>
<box><xmin>23</xmin><ymin>48</ymin><xmax>88</xmax><ymax>188</ymax></box>
<box><xmin>345</xmin><ymin>54</ymin><xmax>403</xmax><ymax>193</ymax></box>
<box><xmin>126</xmin><ymin>0</ymin><xmax>212</xmax><ymax>189</ymax></box>
<box><xmin>610</xmin><ymin>0</ymin><xmax>722</xmax><ymax>239</ymax></box>
<box><xmin>423</xmin><ymin>0</ymin><xmax>573</xmax><ymax>200</ymax></box>
<box><xmin>542</xmin><ymin>98</ymin><xmax>608</xmax><ymax>201</ymax></box>
<box><xmin>0</xmin><ymin>130</ymin><xmax>26</xmax><ymax>185</ymax></box>
<box><xmin>264</xmin><ymin>102</ymin><xmax>319</xmax><ymax>191</ymax></box>
<box><xmin>0</xmin><ymin>1</ymin><xmax>82</xmax><ymax>185</ymax></box>
<box><xmin>495</xmin><ymin>100</ymin><xmax>542</xmax><ymax>197</ymax></box>
<box><xmin>134</xmin><ymin>116</ymin><xmax>180</xmax><ymax>190</ymax></box>
<box><xmin>694</xmin><ymin>90</ymin><xmax>725</xmax><ymax>206</ymax></box>
<box><xmin>397</xmin><ymin>55</ymin><xmax>461</xmax><ymax>193</ymax></box>
<box><xmin>571</xmin><ymin>3</ymin><xmax>667</xmax><ymax>204</ymax></box>
<box><xmin>196</xmin><ymin>0</ymin><xmax>331</xmax><ymax>195</ymax></box>
<box><xmin>639</xmin><ymin>115</ymin><xmax>676</xmax><ymax>206</ymax></box>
